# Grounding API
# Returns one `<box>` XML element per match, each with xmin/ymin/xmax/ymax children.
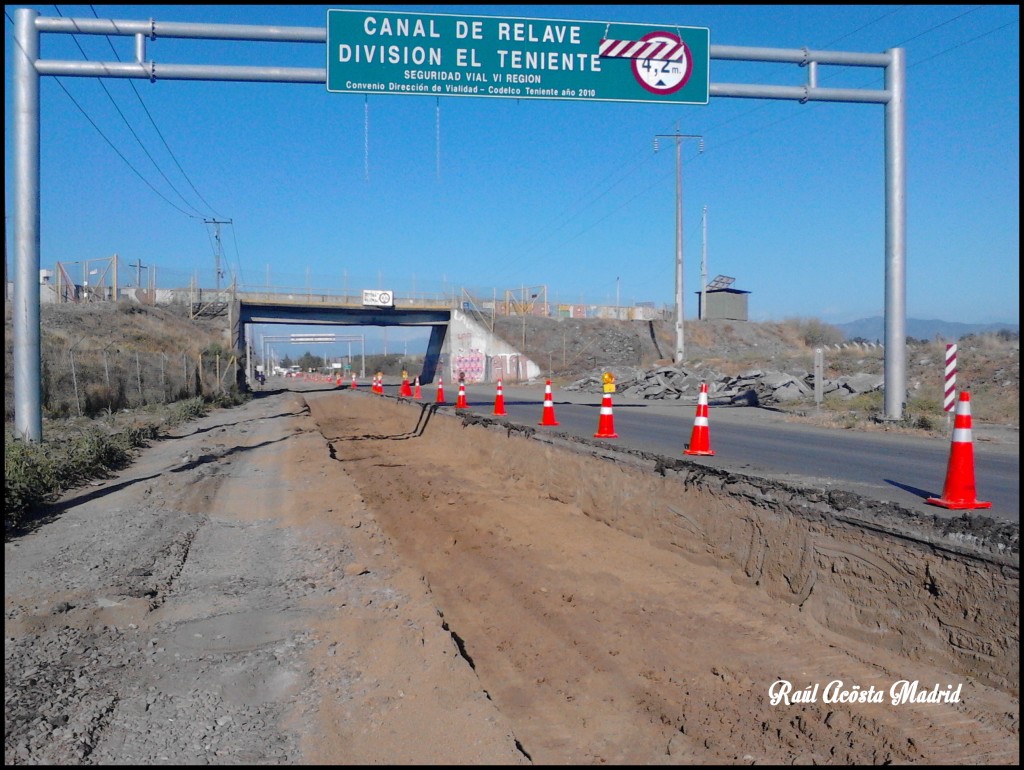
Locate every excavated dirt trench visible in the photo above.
<box><xmin>307</xmin><ymin>391</ymin><xmax>1019</xmax><ymax>765</ymax></box>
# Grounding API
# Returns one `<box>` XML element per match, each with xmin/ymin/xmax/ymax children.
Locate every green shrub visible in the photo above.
<box><xmin>824</xmin><ymin>390</ymin><xmax>883</xmax><ymax>414</ymax></box>
<box><xmin>4</xmin><ymin>432</ymin><xmax>59</xmax><ymax>530</ymax></box>
<box><xmin>4</xmin><ymin>422</ymin><xmax>157</xmax><ymax>535</ymax></box>
<box><xmin>208</xmin><ymin>389</ymin><xmax>250</xmax><ymax>410</ymax></box>
<box><xmin>165</xmin><ymin>396</ymin><xmax>216</xmax><ymax>426</ymax></box>
<box><xmin>913</xmin><ymin>414</ymin><xmax>936</xmax><ymax>431</ymax></box>
<box><xmin>899</xmin><ymin>394</ymin><xmax>947</xmax><ymax>433</ymax></box>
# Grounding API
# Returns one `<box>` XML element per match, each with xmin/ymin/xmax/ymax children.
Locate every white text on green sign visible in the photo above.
<box><xmin>326</xmin><ymin>10</ymin><xmax>709</xmax><ymax>105</ymax></box>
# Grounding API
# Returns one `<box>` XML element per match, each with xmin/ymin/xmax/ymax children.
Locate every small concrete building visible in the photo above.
<box><xmin>695</xmin><ymin>276</ymin><xmax>750</xmax><ymax>321</ymax></box>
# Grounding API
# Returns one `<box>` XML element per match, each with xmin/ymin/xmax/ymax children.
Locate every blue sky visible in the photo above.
<box><xmin>5</xmin><ymin>5</ymin><xmax>1020</xmax><ymax>358</ymax></box>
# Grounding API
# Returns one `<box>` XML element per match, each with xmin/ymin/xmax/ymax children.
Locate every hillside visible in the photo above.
<box><xmin>492</xmin><ymin>314</ymin><xmax>822</xmax><ymax>376</ymax></box>
<box><xmin>4</xmin><ymin>301</ymin><xmax>232</xmax><ymax>424</ymax></box>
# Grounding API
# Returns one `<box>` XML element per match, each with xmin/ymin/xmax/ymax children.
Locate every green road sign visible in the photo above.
<box><xmin>326</xmin><ymin>9</ymin><xmax>709</xmax><ymax>105</ymax></box>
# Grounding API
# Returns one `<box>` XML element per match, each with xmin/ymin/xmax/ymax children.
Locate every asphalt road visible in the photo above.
<box><xmin>421</xmin><ymin>380</ymin><xmax>1020</xmax><ymax>525</ymax></box>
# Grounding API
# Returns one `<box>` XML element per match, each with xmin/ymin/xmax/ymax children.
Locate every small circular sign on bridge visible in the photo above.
<box><xmin>631</xmin><ymin>32</ymin><xmax>693</xmax><ymax>95</ymax></box>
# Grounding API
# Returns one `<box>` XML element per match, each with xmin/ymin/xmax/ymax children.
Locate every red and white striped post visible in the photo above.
<box><xmin>944</xmin><ymin>344</ymin><xmax>957</xmax><ymax>428</ymax></box>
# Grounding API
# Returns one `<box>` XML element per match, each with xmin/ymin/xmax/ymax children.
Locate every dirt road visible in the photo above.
<box><xmin>4</xmin><ymin>385</ymin><xmax>1019</xmax><ymax>764</ymax></box>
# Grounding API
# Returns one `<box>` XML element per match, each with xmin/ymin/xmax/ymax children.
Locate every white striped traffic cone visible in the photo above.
<box><xmin>493</xmin><ymin>379</ymin><xmax>507</xmax><ymax>416</ymax></box>
<box><xmin>594</xmin><ymin>391</ymin><xmax>618</xmax><ymax>438</ymax></box>
<box><xmin>538</xmin><ymin>379</ymin><xmax>559</xmax><ymax>426</ymax></box>
<box><xmin>684</xmin><ymin>383</ymin><xmax>715</xmax><ymax>456</ymax></box>
<box><xmin>926</xmin><ymin>391</ymin><xmax>991</xmax><ymax>509</ymax></box>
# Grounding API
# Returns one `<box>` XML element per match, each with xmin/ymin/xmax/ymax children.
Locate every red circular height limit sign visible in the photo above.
<box><xmin>631</xmin><ymin>31</ymin><xmax>693</xmax><ymax>95</ymax></box>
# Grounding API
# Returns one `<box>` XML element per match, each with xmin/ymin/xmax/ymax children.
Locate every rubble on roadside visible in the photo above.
<box><xmin>564</xmin><ymin>364</ymin><xmax>884</xmax><ymax>407</ymax></box>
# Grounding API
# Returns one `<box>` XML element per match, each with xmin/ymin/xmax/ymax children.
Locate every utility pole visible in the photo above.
<box><xmin>204</xmin><ymin>218</ymin><xmax>231</xmax><ymax>291</ymax></box>
<box><xmin>130</xmin><ymin>258</ymin><xmax>146</xmax><ymax>288</ymax></box>
<box><xmin>701</xmin><ymin>205</ymin><xmax>708</xmax><ymax>321</ymax></box>
<box><xmin>654</xmin><ymin>129</ymin><xmax>703</xmax><ymax>364</ymax></box>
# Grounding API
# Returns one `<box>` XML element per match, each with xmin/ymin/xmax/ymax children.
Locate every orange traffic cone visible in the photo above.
<box><xmin>413</xmin><ymin>376</ymin><xmax>422</xmax><ymax>399</ymax></box>
<box><xmin>684</xmin><ymin>383</ymin><xmax>715</xmax><ymax>456</ymax></box>
<box><xmin>456</xmin><ymin>381</ymin><xmax>468</xmax><ymax>409</ymax></box>
<box><xmin>594</xmin><ymin>391</ymin><xmax>618</xmax><ymax>438</ymax></box>
<box><xmin>351</xmin><ymin>372</ymin><xmax>357</xmax><ymax>389</ymax></box>
<box><xmin>926</xmin><ymin>391</ymin><xmax>991</xmax><ymax>509</ymax></box>
<box><xmin>400</xmin><ymin>375</ymin><xmax>412</xmax><ymax>397</ymax></box>
<box><xmin>493</xmin><ymin>379</ymin><xmax>507</xmax><ymax>416</ymax></box>
<box><xmin>538</xmin><ymin>379</ymin><xmax>559</xmax><ymax>426</ymax></box>
<box><xmin>436</xmin><ymin>375</ymin><xmax>445</xmax><ymax>404</ymax></box>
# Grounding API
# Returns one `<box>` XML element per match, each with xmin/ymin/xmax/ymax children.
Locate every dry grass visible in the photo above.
<box><xmin>5</xmin><ymin>302</ymin><xmax>236</xmax><ymax>422</ymax></box>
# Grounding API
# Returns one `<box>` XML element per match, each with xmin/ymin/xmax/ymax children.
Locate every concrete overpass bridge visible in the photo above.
<box><xmin>226</xmin><ymin>290</ymin><xmax>457</xmax><ymax>387</ymax></box>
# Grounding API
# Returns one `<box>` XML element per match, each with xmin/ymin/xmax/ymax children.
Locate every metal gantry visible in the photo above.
<box><xmin>10</xmin><ymin>8</ymin><xmax>907</xmax><ymax>440</ymax></box>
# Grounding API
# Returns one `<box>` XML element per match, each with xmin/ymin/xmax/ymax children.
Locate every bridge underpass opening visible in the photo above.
<box><xmin>233</xmin><ymin>298</ymin><xmax>453</xmax><ymax>387</ymax></box>
<box><xmin>244</xmin><ymin>320</ymin><xmax>441</xmax><ymax>386</ymax></box>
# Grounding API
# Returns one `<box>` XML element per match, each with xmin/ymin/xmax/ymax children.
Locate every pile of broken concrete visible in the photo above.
<box><xmin>565</xmin><ymin>365</ymin><xmax>884</xmax><ymax>407</ymax></box>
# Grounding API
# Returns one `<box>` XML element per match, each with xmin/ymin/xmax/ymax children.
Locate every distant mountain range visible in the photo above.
<box><xmin>835</xmin><ymin>317</ymin><xmax>1019</xmax><ymax>342</ymax></box>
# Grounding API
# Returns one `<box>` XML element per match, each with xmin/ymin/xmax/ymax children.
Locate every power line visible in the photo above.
<box><xmin>7</xmin><ymin>7</ymin><xmax>242</xmax><ymax>286</ymax></box>
<box><xmin>53</xmin><ymin>5</ymin><xmax>210</xmax><ymax>219</ymax></box>
<box><xmin>49</xmin><ymin>78</ymin><xmax>200</xmax><ymax>218</ymax></box>
<box><xmin>87</xmin><ymin>5</ymin><xmax>223</xmax><ymax>219</ymax></box>
<box><xmin>228</xmin><ymin>221</ymin><xmax>246</xmax><ymax>287</ymax></box>
<box><xmin>3</xmin><ymin>8</ymin><xmax>197</xmax><ymax>219</ymax></box>
<box><xmin>491</xmin><ymin>6</ymin><xmax>1017</xmax><ymax>290</ymax></box>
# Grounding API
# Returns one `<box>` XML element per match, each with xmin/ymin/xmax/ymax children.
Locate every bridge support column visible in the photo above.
<box><xmin>229</xmin><ymin>300</ymin><xmax>246</xmax><ymax>392</ymax></box>
<box><xmin>419</xmin><ymin>324</ymin><xmax>448</xmax><ymax>385</ymax></box>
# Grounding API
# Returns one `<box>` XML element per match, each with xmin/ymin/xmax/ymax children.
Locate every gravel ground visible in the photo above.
<box><xmin>4</xmin><ymin>390</ymin><xmax>526</xmax><ymax>765</ymax></box>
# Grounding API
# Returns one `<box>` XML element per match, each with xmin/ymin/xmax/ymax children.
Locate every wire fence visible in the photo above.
<box><xmin>35</xmin><ymin>344</ymin><xmax>239</xmax><ymax>421</ymax></box>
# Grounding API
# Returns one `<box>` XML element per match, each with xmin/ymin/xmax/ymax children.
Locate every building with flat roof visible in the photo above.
<box><xmin>696</xmin><ymin>275</ymin><xmax>750</xmax><ymax>321</ymax></box>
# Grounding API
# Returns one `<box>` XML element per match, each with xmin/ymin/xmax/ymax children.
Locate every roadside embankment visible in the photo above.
<box><xmin>337</xmin><ymin>393</ymin><xmax>1019</xmax><ymax>691</ymax></box>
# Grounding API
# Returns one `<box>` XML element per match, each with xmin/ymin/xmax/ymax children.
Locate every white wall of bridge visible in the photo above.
<box><xmin>447</xmin><ymin>310</ymin><xmax>541</xmax><ymax>385</ymax></box>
